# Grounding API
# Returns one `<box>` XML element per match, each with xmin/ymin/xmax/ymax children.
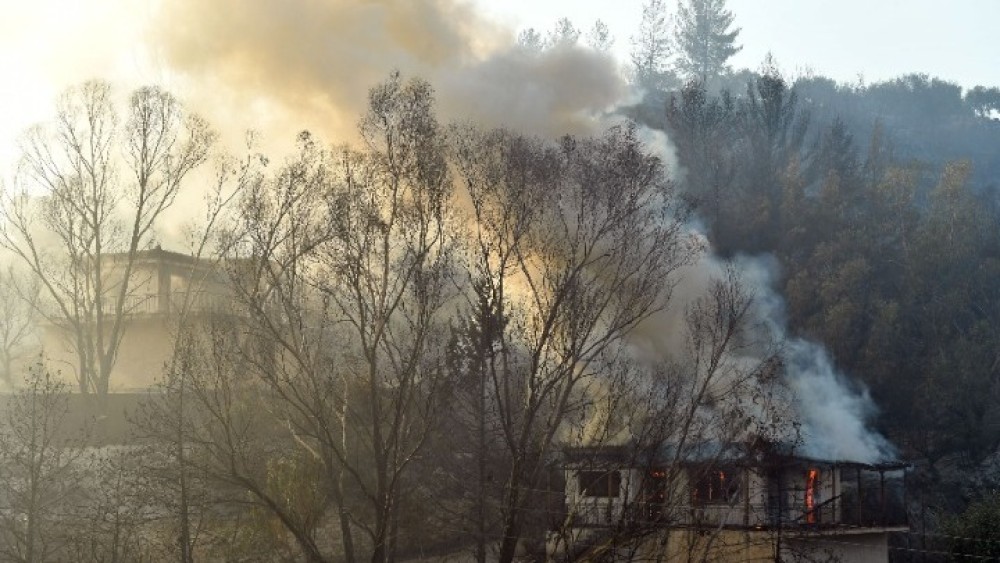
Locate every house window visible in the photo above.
<box><xmin>691</xmin><ymin>467</ymin><xmax>740</xmax><ymax>505</ymax></box>
<box><xmin>578</xmin><ymin>470</ymin><xmax>621</xmax><ymax>498</ymax></box>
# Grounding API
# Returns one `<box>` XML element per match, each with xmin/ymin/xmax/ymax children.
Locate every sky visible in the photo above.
<box><xmin>1</xmin><ymin>0</ymin><xmax>998</xmax><ymax>176</ymax></box>
<box><xmin>481</xmin><ymin>0</ymin><xmax>1000</xmax><ymax>88</ymax></box>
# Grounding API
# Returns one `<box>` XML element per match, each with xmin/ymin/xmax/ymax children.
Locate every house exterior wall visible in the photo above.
<box><xmin>551</xmin><ymin>526</ymin><xmax>893</xmax><ymax>563</ymax></box>
<box><xmin>684</xmin><ymin>468</ymin><xmax>769</xmax><ymax>527</ymax></box>
<box><xmin>639</xmin><ymin>529</ymin><xmax>890</xmax><ymax>563</ymax></box>
<box><xmin>43</xmin><ymin>316</ymin><xmax>174</xmax><ymax>391</ymax></box>
<box><xmin>638</xmin><ymin>529</ymin><xmax>776</xmax><ymax>562</ymax></box>
<box><xmin>39</xmin><ymin>250</ymin><xmax>231</xmax><ymax>391</ymax></box>
<box><xmin>564</xmin><ymin>466</ymin><xmax>775</xmax><ymax>528</ymax></box>
<box><xmin>558</xmin><ymin>460</ymin><xmax>901</xmax><ymax>563</ymax></box>
<box><xmin>564</xmin><ymin>467</ymin><xmax>638</xmax><ymax>526</ymax></box>
<box><xmin>785</xmin><ymin>531</ymin><xmax>889</xmax><ymax>563</ymax></box>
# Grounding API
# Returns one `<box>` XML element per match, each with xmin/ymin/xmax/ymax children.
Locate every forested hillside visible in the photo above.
<box><xmin>638</xmin><ymin>69</ymin><xmax>1000</xmax><ymax>467</ymax></box>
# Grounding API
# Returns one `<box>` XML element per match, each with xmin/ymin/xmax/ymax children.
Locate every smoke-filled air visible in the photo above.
<box><xmin>1</xmin><ymin>0</ymin><xmax>999</xmax><ymax>561</ymax></box>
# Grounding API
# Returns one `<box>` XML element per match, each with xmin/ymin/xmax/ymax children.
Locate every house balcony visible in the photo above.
<box><xmin>41</xmin><ymin>291</ymin><xmax>234</xmax><ymax>322</ymax></box>
<box><xmin>105</xmin><ymin>291</ymin><xmax>233</xmax><ymax>316</ymax></box>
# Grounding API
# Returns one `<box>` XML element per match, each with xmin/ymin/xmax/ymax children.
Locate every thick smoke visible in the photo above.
<box><xmin>735</xmin><ymin>255</ymin><xmax>897</xmax><ymax>463</ymax></box>
<box><xmin>149</xmin><ymin>0</ymin><xmax>624</xmax><ymax>149</ymax></box>
<box><xmin>144</xmin><ymin>0</ymin><xmax>627</xmax><ymax>252</ymax></box>
<box><xmin>637</xmin><ymin>128</ymin><xmax>895</xmax><ymax>464</ymax></box>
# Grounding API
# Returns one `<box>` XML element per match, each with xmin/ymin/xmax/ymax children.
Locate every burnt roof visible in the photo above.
<box><xmin>561</xmin><ymin>441</ymin><xmax>909</xmax><ymax>472</ymax></box>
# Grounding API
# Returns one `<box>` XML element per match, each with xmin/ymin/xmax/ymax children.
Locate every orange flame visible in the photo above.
<box><xmin>805</xmin><ymin>469</ymin><xmax>819</xmax><ymax>524</ymax></box>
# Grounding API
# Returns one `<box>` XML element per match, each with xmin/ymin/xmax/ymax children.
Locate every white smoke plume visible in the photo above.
<box><xmin>734</xmin><ymin>255</ymin><xmax>897</xmax><ymax>463</ymax></box>
<box><xmin>637</xmin><ymin>127</ymin><xmax>895</xmax><ymax>464</ymax></box>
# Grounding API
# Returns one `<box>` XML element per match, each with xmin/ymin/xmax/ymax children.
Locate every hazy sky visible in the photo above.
<box><xmin>1</xmin><ymin>0</ymin><xmax>997</xmax><ymax>175</ymax></box>
<box><xmin>481</xmin><ymin>0</ymin><xmax>1000</xmax><ymax>88</ymax></box>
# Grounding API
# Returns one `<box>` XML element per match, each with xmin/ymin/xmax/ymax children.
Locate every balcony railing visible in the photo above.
<box><xmin>89</xmin><ymin>291</ymin><xmax>232</xmax><ymax>316</ymax></box>
<box><xmin>110</xmin><ymin>293</ymin><xmax>160</xmax><ymax>315</ymax></box>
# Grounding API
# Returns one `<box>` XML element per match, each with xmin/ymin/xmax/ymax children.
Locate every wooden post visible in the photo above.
<box><xmin>879</xmin><ymin>470</ymin><xmax>886</xmax><ymax>526</ymax></box>
<box><xmin>856</xmin><ymin>467</ymin><xmax>862</xmax><ymax>525</ymax></box>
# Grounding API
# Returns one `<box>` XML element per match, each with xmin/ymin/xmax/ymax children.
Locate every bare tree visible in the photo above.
<box><xmin>0</xmin><ymin>80</ymin><xmax>215</xmax><ymax>398</ymax></box>
<box><xmin>120</xmin><ymin>129</ymin><xmax>344</xmax><ymax>563</ymax></box>
<box><xmin>146</xmin><ymin>73</ymin><xmax>456</xmax><ymax>563</ymax></box>
<box><xmin>127</xmin><ymin>146</ymin><xmax>257</xmax><ymax>563</ymax></box>
<box><xmin>64</xmin><ymin>448</ymin><xmax>151</xmax><ymax>563</ymax></box>
<box><xmin>132</xmin><ymin>322</ymin><xmax>277</xmax><ymax>563</ymax></box>
<box><xmin>450</xmin><ymin>123</ymin><xmax>697</xmax><ymax>563</ymax></box>
<box><xmin>0</xmin><ymin>268</ymin><xmax>39</xmax><ymax>388</ymax></box>
<box><xmin>317</xmin><ymin>73</ymin><xmax>456</xmax><ymax>563</ymax></box>
<box><xmin>0</xmin><ymin>363</ymin><xmax>87</xmax><ymax>562</ymax></box>
<box><xmin>598</xmin><ymin>268</ymin><xmax>788</xmax><ymax>562</ymax></box>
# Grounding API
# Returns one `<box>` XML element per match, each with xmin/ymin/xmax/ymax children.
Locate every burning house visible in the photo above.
<box><xmin>548</xmin><ymin>442</ymin><xmax>908</xmax><ymax>562</ymax></box>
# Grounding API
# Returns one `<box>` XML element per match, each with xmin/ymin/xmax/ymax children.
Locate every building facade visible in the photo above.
<box><xmin>40</xmin><ymin>248</ymin><xmax>231</xmax><ymax>391</ymax></box>
<box><xmin>549</xmin><ymin>444</ymin><xmax>908</xmax><ymax>562</ymax></box>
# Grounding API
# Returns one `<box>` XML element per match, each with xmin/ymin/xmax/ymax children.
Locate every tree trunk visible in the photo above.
<box><xmin>497</xmin><ymin>465</ymin><xmax>524</xmax><ymax>563</ymax></box>
<box><xmin>338</xmin><ymin>502</ymin><xmax>356</xmax><ymax>563</ymax></box>
<box><xmin>497</xmin><ymin>510</ymin><xmax>521</xmax><ymax>563</ymax></box>
<box><xmin>177</xmin><ymin>375</ymin><xmax>193</xmax><ymax>563</ymax></box>
<box><xmin>338</xmin><ymin>382</ymin><xmax>357</xmax><ymax>563</ymax></box>
<box><xmin>476</xmin><ymin>362</ymin><xmax>488</xmax><ymax>563</ymax></box>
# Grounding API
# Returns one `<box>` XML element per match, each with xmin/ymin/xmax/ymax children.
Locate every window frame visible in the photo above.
<box><xmin>577</xmin><ymin>470</ymin><xmax>622</xmax><ymax>499</ymax></box>
<box><xmin>690</xmin><ymin>466</ymin><xmax>741</xmax><ymax>506</ymax></box>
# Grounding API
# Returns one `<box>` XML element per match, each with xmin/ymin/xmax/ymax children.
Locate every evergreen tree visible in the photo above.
<box><xmin>587</xmin><ymin>19</ymin><xmax>614</xmax><ymax>52</ymax></box>
<box><xmin>546</xmin><ymin>17</ymin><xmax>580</xmax><ymax>48</ymax></box>
<box><xmin>674</xmin><ymin>0</ymin><xmax>742</xmax><ymax>83</ymax></box>
<box><xmin>631</xmin><ymin>0</ymin><xmax>676</xmax><ymax>91</ymax></box>
<box><xmin>516</xmin><ymin>28</ymin><xmax>543</xmax><ymax>52</ymax></box>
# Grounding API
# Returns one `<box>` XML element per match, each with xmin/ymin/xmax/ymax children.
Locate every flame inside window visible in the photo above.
<box><xmin>693</xmin><ymin>468</ymin><xmax>739</xmax><ymax>505</ymax></box>
<box><xmin>805</xmin><ymin>469</ymin><xmax>819</xmax><ymax>524</ymax></box>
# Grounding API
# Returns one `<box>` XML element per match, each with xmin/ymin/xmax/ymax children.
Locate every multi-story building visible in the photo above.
<box><xmin>40</xmin><ymin>247</ymin><xmax>231</xmax><ymax>392</ymax></box>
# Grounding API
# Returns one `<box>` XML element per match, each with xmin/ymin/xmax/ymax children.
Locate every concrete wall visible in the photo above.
<box><xmin>785</xmin><ymin>532</ymin><xmax>889</xmax><ymax>563</ymax></box>
<box><xmin>635</xmin><ymin>529</ymin><xmax>776</xmax><ymax>562</ymax></box>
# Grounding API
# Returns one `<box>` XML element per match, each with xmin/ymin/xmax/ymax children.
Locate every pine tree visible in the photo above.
<box><xmin>630</xmin><ymin>0</ymin><xmax>676</xmax><ymax>91</ymax></box>
<box><xmin>674</xmin><ymin>0</ymin><xmax>742</xmax><ymax>83</ymax></box>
